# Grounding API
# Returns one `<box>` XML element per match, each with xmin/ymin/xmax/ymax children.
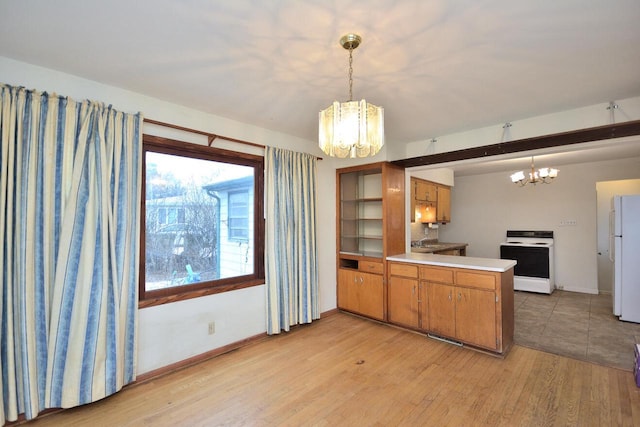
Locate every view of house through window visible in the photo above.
<box><xmin>144</xmin><ymin>150</ymin><xmax>255</xmax><ymax>294</ymax></box>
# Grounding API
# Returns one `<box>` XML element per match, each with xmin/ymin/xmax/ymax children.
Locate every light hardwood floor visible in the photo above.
<box><xmin>25</xmin><ymin>313</ymin><xmax>640</xmax><ymax>426</ymax></box>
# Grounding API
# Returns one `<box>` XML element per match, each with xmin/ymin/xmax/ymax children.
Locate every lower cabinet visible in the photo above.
<box><xmin>455</xmin><ymin>286</ymin><xmax>498</xmax><ymax>350</ymax></box>
<box><xmin>388</xmin><ymin>262</ymin><xmax>513</xmax><ymax>354</ymax></box>
<box><xmin>338</xmin><ymin>267</ymin><xmax>384</xmax><ymax>320</ymax></box>
<box><xmin>426</xmin><ymin>282</ymin><xmax>456</xmax><ymax>338</ymax></box>
<box><xmin>428</xmin><ymin>283</ymin><xmax>497</xmax><ymax>350</ymax></box>
<box><xmin>387</xmin><ymin>263</ymin><xmax>428</xmax><ymax>330</ymax></box>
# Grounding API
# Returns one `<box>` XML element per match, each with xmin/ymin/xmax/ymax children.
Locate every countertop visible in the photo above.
<box><xmin>387</xmin><ymin>253</ymin><xmax>517</xmax><ymax>272</ymax></box>
<box><xmin>410</xmin><ymin>242</ymin><xmax>468</xmax><ymax>254</ymax></box>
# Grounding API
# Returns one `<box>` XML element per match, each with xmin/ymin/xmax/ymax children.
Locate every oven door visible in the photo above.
<box><xmin>500</xmin><ymin>244</ymin><xmax>550</xmax><ymax>279</ymax></box>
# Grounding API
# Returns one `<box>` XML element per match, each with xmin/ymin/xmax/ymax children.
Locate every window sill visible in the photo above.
<box><xmin>138</xmin><ymin>278</ymin><xmax>265</xmax><ymax>309</ymax></box>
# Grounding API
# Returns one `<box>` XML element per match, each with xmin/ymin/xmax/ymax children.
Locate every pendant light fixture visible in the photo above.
<box><xmin>319</xmin><ymin>34</ymin><xmax>384</xmax><ymax>158</ymax></box>
<box><xmin>510</xmin><ymin>156</ymin><xmax>559</xmax><ymax>186</ymax></box>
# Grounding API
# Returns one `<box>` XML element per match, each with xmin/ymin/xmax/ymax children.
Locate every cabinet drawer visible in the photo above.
<box><xmin>359</xmin><ymin>261</ymin><xmax>383</xmax><ymax>275</ymax></box>
<box><xmin>420</xmin><ymin>267</ymin><xmax>454</xmax><ymax>284</ymax></box>
<box><xmin>456</xmin><ymin>271</ymin><xmax>496</xmax><ymax>290</ymax></box>
<box><xmin>389</xmin><ymin>263</ymin><xmax>418</xmax><ymax>278</ymax></box>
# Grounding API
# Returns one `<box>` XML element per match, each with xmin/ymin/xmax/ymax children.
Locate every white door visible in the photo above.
<box><xmin>595</xmin><ymin>180</ymin><xmax>640</xmax><ymax>294</ymax></box>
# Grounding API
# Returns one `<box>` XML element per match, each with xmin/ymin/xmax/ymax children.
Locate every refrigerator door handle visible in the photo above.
<box><xmin>609</xmin><ymin>210</ymin><xmax>615</xmax><ymax>262</ymax></box>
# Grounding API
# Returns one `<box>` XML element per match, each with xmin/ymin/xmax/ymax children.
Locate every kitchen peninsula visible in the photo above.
<box><xmin>335</xmin><ymin>161</ymin><xmax>515</xmax><ymax>356</ymax></box>
<box><xmin>387</xmin><ymin>253</ymin><xmax>516</xmax><ymax>355</ymax></box>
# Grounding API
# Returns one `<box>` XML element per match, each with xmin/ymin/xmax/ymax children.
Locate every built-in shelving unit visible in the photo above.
<box><xmin>339</xmin><ymin>168</ymin><xmax>385</xmax><ymax>257</ymax></box>
<box><xmin>336</xmin><ymin>162</ymin><xmax>405</xmax><ymax>321</ymax></box>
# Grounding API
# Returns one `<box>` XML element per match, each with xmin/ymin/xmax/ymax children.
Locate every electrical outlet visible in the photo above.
<box><xmin>208</xmin><ymin>321</ymin><xmax>215</xmax><ymax>335</ymax></box>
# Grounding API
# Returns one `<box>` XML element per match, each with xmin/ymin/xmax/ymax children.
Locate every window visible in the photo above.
<box><xmin>228</xmin><ymin>190</ymin><xmax>249</xmax><ymax>241</ymax></box>
<box><xmin>140</xmin><ymin>135</ymin><xmax>264</xmax><ymax>306</ymax></box>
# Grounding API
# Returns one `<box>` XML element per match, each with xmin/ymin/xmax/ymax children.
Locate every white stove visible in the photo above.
<box><xmin>500</xmin><ymin>230</ymin><xmax>555</xmax><ymax>294</ymax></box>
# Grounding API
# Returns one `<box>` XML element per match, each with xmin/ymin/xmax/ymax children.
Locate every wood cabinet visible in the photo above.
<box><xmin>411</xmin><ymin>177</ymin><xmax>451</xmax><ymax>224</ymax></box>
<box><xmin>455</xmin><ymin>286</ymin><xmax>498</xmax><ymax>349</ymax></box>
<box><xmin>338</xmin><ymin>267</ymin><xmax>384</xmax><ymax>320</ymax></box>
<box><xmin>426</xmin><ymin>282</ymin><xmax>456</xmax><ymax>337</ymax></box>
<box><xmin>414</xmin><ymin>179</ymin><xmax>437</xmax><ymax>202</ymax></box>
<box><xmin>436</xmin><ymin>185</ymin><xmax>451</xmax><ymax>223</ymax></box>
<box><xmin>423</xmin><ymin>265</ymin><xmax>512</xmax><ymax>353</ymax></box>
<box><xmin>336</xmin><ymin>162</ymin><xmax>405</xmax><ymax>321</ymax></box>
<box><xmin>388</xmin><ymin>261</ymin><xmax>514</xmax><ymax>355</ymax></box>
<box><xmin>388</xmin><ymin>262</ymin><xmax>427</xmax><ymax>329</ymax></box>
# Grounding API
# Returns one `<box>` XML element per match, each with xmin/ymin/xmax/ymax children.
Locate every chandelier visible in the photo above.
<box><xmin>510</xmin><ymin>156</ymin><xmax>559</xmax><ymax>186</ymax></box>
<box><xmin>319</xmin><ymin>34</ymin><xmax>384</xmax><ymax>158</ymax></box>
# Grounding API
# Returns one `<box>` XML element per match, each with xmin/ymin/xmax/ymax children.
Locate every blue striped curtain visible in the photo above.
<box><xmin>265</xmin><ymin>147</ymin><xmax>319</xmax><ymax>334</ymax></box>
<box><xmin>0</xmin><ymin>84</ymin><xmax>141</xmax><ymax>422</ymax></box>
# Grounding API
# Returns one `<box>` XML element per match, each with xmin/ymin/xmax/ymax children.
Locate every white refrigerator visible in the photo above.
<box><xmin>611</xmin><ymin>194</ymin><xmax>640</xmax><ymax>323</ymax></box>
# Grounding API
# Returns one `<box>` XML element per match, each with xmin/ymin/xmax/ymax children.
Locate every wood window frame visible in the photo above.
<box><xmin>139</xmin><ymin>134</ymin><xmax>265</xmax><ymax>308</ymax></box>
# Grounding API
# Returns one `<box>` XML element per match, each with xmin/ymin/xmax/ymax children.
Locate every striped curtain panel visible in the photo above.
<box><xmin>265</xmin><ymin>147</ymin><xmax>319</xmax><ymax>334</ymax></box>
<box><xmin>0</xmin><ymin>84</ymin><xmax>142</xmax><ymax>423</ymax></box>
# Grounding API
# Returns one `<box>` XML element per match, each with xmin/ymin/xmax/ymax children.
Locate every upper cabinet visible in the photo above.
<box><xmin>436</xmin><ymin>185</ymin><xmax>451</xmax><ymax>223</ymax></box>
<box><xmin>411</xmin><ymin>177</ymin><xmax>451</xmax><ymax>224</ymax></box>
<box><xmin>414</xmin><ymin>179</ymin><xmax>437</xmax><ymax>202</ymax></box>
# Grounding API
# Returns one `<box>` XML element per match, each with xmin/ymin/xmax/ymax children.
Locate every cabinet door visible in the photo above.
<box><xmin>337</xmin><ymin>269</ymin><xmax>359</xmax><ymax>312</ymax></box>
<box><xmin>359</xmin><ymin>272</ymin><xmax>385</xmax><ymax>320</ymax></box>
<box><xmin>415</xmin><ymin>180</ymin><xmax>437</xmax><ymax>202</ymax></box>
<box><xmin>427</xmin><ymin>283</ymin><xmax>456</xmax><ymax>338</ymax></box>
<box><xmin>455</xmin><ymin>287</ymin><xmax>497</xmax><ymax>350</ymax></box>
<box><xmin>338</xmin><ymin>269</ymin><xmax>384</xmax><ymax>320</ymax></box>
<box><xmin>388</xmin><ymin>277</ymin><xmax>419</xmax><ymax>328</ymax></box>
<box><xmin>436</xmin><ymin>186</ymin><xmax>451</xmax><ymax>222</ymax></box>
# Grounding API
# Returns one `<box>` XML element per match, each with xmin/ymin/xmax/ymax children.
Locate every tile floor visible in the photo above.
<box><xmin>514</xmin><ymin>290</ymin><xmax>640</xmax><ymax>371</ymax></box>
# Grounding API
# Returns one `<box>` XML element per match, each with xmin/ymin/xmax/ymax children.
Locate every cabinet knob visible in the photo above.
<box><xmin>448</xmin><ymin>292</ymin><xmax>452</xmax><ymax>301</ymax></box>
<box><xmin>458</xmin><ymin>292</ymin><xmax>462</xmax><ymax>301</ymax></box>
<box><xmin>360</xmin><ymin>277</ymin><xmax>364</xmax><ymax>284</ymax></box>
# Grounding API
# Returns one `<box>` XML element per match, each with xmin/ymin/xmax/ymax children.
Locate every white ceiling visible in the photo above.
<box><xmin>1</xmin><ymin>0</ymin><xmax>640</xmax><ymax>172</ymax></box>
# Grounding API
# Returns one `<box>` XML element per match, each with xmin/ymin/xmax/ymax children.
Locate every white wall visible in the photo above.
<box><xmin>0</xmin><ymin>56</ymin><xmax>338</xmax><ymax>374</ymax></box>
<box><xmin>438</xmin><ymin>156</ymin><xmax>640</xmax><ymax>294</ymax></box>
